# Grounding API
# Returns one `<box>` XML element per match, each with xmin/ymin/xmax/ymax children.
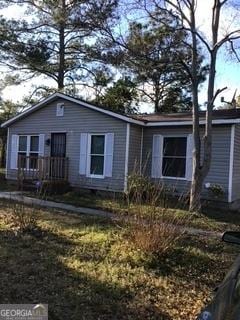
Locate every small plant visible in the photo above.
<box><xmin>127</xmin><ymin>214</ymin><xmax>184</xmax><ymax>255</ymax></box>
<box><xmin>4</xmin><ymin>202</ymin><xmax>39</xmax><ymax>234</ymax></box>
<box><xmin>207</xmin><ymin>183</ymin><xmax>225</xmax><ymax>198</ymax></box>
<box><xmin>127</xmin><ymin>172</ymin><xmax>177</xmax><ymax>209</ymax></box>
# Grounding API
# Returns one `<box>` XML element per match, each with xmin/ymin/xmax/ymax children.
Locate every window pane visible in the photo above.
<box><xmin>162</xmin><ymin>157</ymin><xmax>186</xmax><ymax>177</ymax></box>
<box><xmin>90</xmin><ymin>155</ymin><xmax>104</xmax><ymax>175</ymax></box>
<box><xmin>19</xmin><ymin>136</ymin><xmax>27</xmax><ymax>152</ymax></box>
<box><xmin>91</xmin><ymin>135</ymin><xmax>105</xmax><ymax>154</ymax></box>
<box><xmin>30</xmin><ymin>136</ymin><xmax>39</xmax><ymax>152</ymax></box>
<box><xmin>18</xmin><ymin>152</ymin><xmax>27</xmax><ymax>169</ymax></box>
<box><xmin>163</xmin><ymin>137</ymin><xmax>187</xmax><ymax>157</ymax></box>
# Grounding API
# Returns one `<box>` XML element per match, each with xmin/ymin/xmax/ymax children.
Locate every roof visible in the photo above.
<box><xmin>130</xmin><ymin>108</ymin><xmax>240</xmax><ymax>126</ymax></box>
<box><xmin>1</xmin><ymin>92</ymin><xmax>144</xmax><ymax>128</ymax></box>
<box><xmin>133</xmin><ymin>108</ymin><xmax>240</xmax><ymax>122</ymax></box>
<box><xmin>2</xmin><ymin>92</ymin><xmax>240</xmax><ymax>128</ymax></box>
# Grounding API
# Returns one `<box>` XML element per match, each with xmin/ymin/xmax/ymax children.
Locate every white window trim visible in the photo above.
<box><xmin>18</xmin><ymin>135</ymin><xmax>40</xmax><ymax>170</ymax></box>
<box><xmin>161</xmin><ymin>135</ymin><xmax>188</xmax><ymax>180</ymax></box>
<box><xmin>87</xmin><ymin>133</ymin><xmax>106</xmax><ymax>179</ymax></box>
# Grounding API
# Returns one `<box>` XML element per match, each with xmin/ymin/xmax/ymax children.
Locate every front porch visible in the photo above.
<box><xmin>17</xmin><ymin>155</ymin><xmax>69</xmax><ymax>187</ymax></box>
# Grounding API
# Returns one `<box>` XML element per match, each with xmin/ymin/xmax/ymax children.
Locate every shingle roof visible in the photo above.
<box><xmin>131</xmin><ymin>108</ymin><xmax>240</xmax><ymax>123</ymax></box>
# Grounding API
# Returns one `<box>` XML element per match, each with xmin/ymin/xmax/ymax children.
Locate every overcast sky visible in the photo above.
<box><xmin>1</xmin><ymin>0</ymin><xmax>240</xmax><ymax>112</ymax></box>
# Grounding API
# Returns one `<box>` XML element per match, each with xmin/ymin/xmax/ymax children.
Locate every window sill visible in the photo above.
<box><xmin>87</xmin><ymin>174</ymin><xmax>105</xmax><ymax>179</ymax></box>
<box><xmin>161</xmin><ymin>176</ymin><xmax>187</xmax><ymax>181</ymax></box>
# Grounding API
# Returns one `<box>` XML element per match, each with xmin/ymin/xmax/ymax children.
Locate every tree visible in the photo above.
<box><xmin>90</xmin><ymin>9</ymin><xmax>206</xmax><ymax>113</ymax></box>
<box><xmin>95</xmin><ymin>77</ymin><xmax>139</xmax><ymax>114</ymax></box>
<box><xmin>0</xmin><ymin>100</ymin><xmax>18</xmax><ymax>167</ymax></box>
<box><xmin>122</xmin><ymin>19</ymin><xmax>204</xmax><ymax>113</ymax></box>
<box><xmin>0</xmin><ymin>0</ymin><xmax>118</xmax><ymax>93</ymax></box>
<box><xmin>145</xmin><ymin>0</ymin><xmax>240</xmax><ymax>210</ymax></box>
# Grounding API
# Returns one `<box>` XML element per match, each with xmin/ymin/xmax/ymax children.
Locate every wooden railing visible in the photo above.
<box><xmin>17</xmin><ymin>155</ymin><xmax>69</xmax><ymax>182</ymax></box>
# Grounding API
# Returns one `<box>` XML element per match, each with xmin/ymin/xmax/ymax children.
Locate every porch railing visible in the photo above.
<box><xmin>17</xmin><ymin>155</ymin><xmax>69</xmax><ymax>182</ymax></box>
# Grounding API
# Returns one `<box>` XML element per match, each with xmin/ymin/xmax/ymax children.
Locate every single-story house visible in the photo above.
<box><xmin>2</xmin><ymin>92</ymin><xmax>240</xmax><ymax>208</ymax></box>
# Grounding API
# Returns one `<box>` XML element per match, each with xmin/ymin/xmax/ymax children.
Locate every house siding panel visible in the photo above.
<box><xmin>128</xmin><ymin>125</ymin><xmax>142</xmax><ymax>174</ymax></box>
<box><xmin>143</xmin><ymin>126</ymin><xmax>231</xmax><ymax>200</ymax></box>
<box><xmin>7</xmin><ymin>98</ymin><xmax>127</xmax><ymax>191</ymax></box>
<box><xmin>232</xmin><ymin>124</ymin><xmax>240</xmax><ymax>202</ymax></box>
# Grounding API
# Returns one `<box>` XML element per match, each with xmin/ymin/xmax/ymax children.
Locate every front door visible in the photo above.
<box><xmin>50</xmin><ymin>133</ymin><xmax>66</xmax><ymax>179</ymax></box>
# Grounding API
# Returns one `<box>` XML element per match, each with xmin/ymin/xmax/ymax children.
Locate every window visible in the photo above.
<box><xmin>162</xmin><ymin>137</ymin><xmax>187</xmax><ymax>178</ymax></box>
<box><xmin>56</xmin><ymin>103</ymin><xmax>64</xmax><ymax>116</ymax></box>
<box><xmin>18</xmin><ymin>135</ymin><xmax>40</xmax><ymax>169</ymax></box>
<box><xmin>18</xmin><ymin>136</ymin><xmax>27</xmax><ymax>169</ymax></box>
<box><xmin>89</xmin><ymin>135</ymin><xmax>105</xmax><ymax>176</ymax></box>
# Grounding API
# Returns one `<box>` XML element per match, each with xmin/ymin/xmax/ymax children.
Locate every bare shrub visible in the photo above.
<box><xmin>127</xmin><ymin>214</ymin><xmax>185</xmax><ymax>255</ymax></box>
<box><xmin>124</xmin><ymin>161</ymin><xmax>189</xmax><ymax>255</ymax></box>
<box><xmin>4</xmin><ymin>201</ymin><xmax>39</xmax><ymax>234</ymax></box>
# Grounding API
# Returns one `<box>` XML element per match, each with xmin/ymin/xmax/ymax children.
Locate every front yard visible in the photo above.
<box><xmin>38</xmin><ymin>189</ymin><xmax>240</xmax><ymax>232</ymax></box>
<box><xmin>0</xmin><ymin>200</ymin><xmax>239</xmax><ymax>319</ymax></box>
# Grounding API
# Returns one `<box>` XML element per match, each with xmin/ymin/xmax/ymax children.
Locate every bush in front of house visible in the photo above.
<box><xmin>3</xmin><ymin>201</ymin><xmax>39</xmax><ymax>234</ymax></box>
<box><xmin>127</xmin><ymin>173</ymin><xmax>177</xmax><ymax>208</ymax></box>
<box><xmin>124</xmin><ymin>172</ymin><xmax>187</xmax><ymax>255</ymax></box>
<box><xmin>207</xmin><ymin>183</ymin><xmax>225</xmax><ymax>198</ymax></box>
<box><xmin>127</xmin><ymin>214</ymin><xmax>183</xmax><ymax>255</ymax></box>
<box><xmin>38</xmin><ymin>180</ymin><xmax>71</xmax><ymax>195</ymax></box>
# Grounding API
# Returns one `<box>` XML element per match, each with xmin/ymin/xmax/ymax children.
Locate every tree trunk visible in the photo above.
<box><xmin>190</xmin><ymin>168</ymin><xmax>204</xmax><ymax>212</ymax></box>
<box><xmin>189</xmin><ymin>0</ymin><xmax>221</xmax><ymax>212</ymax></box>
<box><xmin>154</xmin><ymin>81</ymin><xmax>161</xmax><ymax>113</ymax></box>
<box><xmin>58</xmin><ymin>0</ymin><xmax>66</xmax><ymax>90</ymax></box>
<box><xmin>189</xmin><ymin>0</ymin><xmax>202</xmax><ymax>211</ymax></box>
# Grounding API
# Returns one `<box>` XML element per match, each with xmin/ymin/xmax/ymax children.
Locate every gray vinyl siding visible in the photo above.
<box><xmin>232</xmin><ymin>124</ymin><xmax>240</xmax><ymax>202</ymax></box>
<box><xmin>7</xmin><ymin>98</ymin><xmax>127</xmax><ymax>191</ymax></box>
<box><xmin>143</xmin><ymin>125</ymin><xmax>231</xmax><ymax>200</ymax></box>
<box><xmin>128</xmin><ymin>125</ymin><xmax>142</xmax><ymax>174</ymax></box>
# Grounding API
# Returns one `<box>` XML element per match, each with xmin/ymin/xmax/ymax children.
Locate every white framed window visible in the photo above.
<box><xmin>162</xmin><ymin>136</ymin><xmax>187</xmax><ymax>178</ymax></box>
<box><xmin>88</xmin><ymin>134</ymin><xmax>105</xmax><ymax>178</ymax></box>
<box><xmin>18</xmin><ymin>135</ymin><xmax>40</xmax><ymax>170</ymax></box>
<box><xmin>79</xmin><ymin>133</ymin><xmax>114</xmax><ymax>178</ymax></box>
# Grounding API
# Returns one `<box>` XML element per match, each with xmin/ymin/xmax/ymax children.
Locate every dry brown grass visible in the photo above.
<box><xmin>1</xmin><ymin>201</ymin><xmax>39</xmax><ymax>233</ymax></box>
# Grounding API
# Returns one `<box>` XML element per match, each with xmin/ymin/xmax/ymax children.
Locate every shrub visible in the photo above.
<box><xmin>207</xmin><ymin>183</ymin><xmax>225</xmax><ymax>198</ymax></box>
<box><xmin>127</xmin><ymin>173</ymin><xmax>176</xmax><ymax>207</ymax></box>
<box><xmin>127</xmin><ymin>215</ymin><xmax>183</xmax><ymax>255</ymax></box>
<box><xmin>4</xmin><ymin>202</ymin><xmax>39</xmax><ymax>234</ymax></box>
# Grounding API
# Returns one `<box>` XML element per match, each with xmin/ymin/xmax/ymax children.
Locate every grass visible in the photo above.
<box><xmin>0</xmin><ymin>200</ymin><xmax>239</xmax><ymax>319</ymax></box>
<box><xmin>32</xmin><ymin>189</ymin><xmax>240</xmax><ymax>233</ymax></box>
<box><xmin>1</xmin><ymin>175</ymin><xmax>240</xmax><ymax>232</ymax></box>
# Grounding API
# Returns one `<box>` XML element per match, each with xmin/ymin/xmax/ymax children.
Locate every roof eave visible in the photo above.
<box><xmin>2</xmin><ymin>92</ymin><xmax>240</xmax><ymax>128</ymax></box>
<box><xmin>145</xmin><ymin>119</ymin><xmax>240</xmax><ymax>126</ymax></box>
<box><xmin>1</xmin><ymin>92</ymin><xmax>145</xmax><ymax>128</ymax></box>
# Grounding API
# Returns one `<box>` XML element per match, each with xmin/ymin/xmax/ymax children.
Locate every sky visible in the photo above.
<box><xmin>1</xmin><ymin>0</ymin><xmax>240</xmax><ymax>112</ymax></box>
